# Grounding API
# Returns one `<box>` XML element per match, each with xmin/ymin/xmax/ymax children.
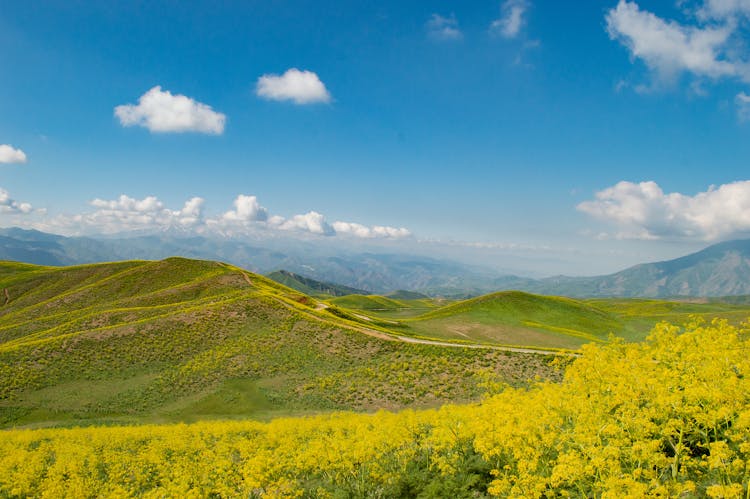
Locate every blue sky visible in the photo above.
<box><xmin>3</xmin><ymin>0</ymin><xmax>750</xmax><ymax>275</ymax></box>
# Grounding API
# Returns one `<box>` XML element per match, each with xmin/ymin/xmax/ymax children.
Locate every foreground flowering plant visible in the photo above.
<box><xmin>1</xmin><ymin>318</ymin><xmax>748</xmax><ymax>498</ymax></box>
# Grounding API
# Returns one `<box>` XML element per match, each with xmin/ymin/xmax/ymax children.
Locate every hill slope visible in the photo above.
<box><xmin>1</xmin><ymin>320</ymin><xmax>745</xmax><ymax>497</ymax></box>
<box><xmin>0</xmin><ymin>258</ymin><xmax>558</xmax><ymax>428</ymax></box>
<box><xmin>266</xmin><ymin>269</ymin><xmax>369</xmax><ymax>297</ymax></box>
<box><xmin>381</xmin><ymin>290</ymin><xmax>750</xmax><ymax>349</ymax></box>
<box><xmin>402</xmin><ymin>291</ymin><xmax>621</xmax><ymax>349</ymax></box>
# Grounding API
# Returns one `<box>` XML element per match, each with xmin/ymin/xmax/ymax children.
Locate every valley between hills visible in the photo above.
<box><xmin>3</xmin><ymin>256</ymin><xmax>750</xmax><ymax>497</ymax></box>
<box><xmin>0</xmin><ymin>258</ymin><xmax>561</xmax><ymax>429</ymax></box>
<box><xmin>2</xmin><ymin>256</ymin><xmax>750</xmax><ymax>430</ymax></box>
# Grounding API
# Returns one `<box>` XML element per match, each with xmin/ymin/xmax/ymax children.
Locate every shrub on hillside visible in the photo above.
<box><xmin>1</xmin><ymin>318</ymin><xmax>748</xmax><ymax>497</ymax></box>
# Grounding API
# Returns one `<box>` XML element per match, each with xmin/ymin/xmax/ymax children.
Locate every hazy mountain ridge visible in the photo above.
<box><xmin>3</xmin><ymin>228</ymin><xmax>750</xmax><ymax>297</ymax></box>
<box><xmin>0</xmin><ymin>228</ymin><xmax>506</xmax><ymax>294</ymax></box>
<box><xmin>266</xmin><ymin>270</ymin><xmax>370</xmax><ymax>297</ymax></box>
<box><xmin>525</xmin><ymin>239</ymin><xmax>750</xmax><ymax>297</ymax></box>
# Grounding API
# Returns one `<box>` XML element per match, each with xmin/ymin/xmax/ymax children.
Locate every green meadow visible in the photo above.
<box><xmin>3</xmin><ymin>256</ymin><xmax>750</xmax><ymax>429</ymax></box>
<box><xmin>329</xmin><ymin>290</ymin><xmax>750</xmax><ymax>350</ymax></box>
<box><xmin>0</xmin><ymin>258</ymin><xmax>559</xmax><ymax>429</ymax></box>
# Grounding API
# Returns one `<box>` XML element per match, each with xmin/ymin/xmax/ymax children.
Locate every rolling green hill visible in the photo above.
<box><xmin>352</xmin><ymin>290</ymin><xmax>750</xmax><ymax>350</ymax></box>
<box><xmin>328</xmin><ymin>293</ymin><xmax>439</xmax><ymax>319</ymax></box>
<box><xmin>387</xmin><ymin>290</ymin><xmax>430</xmax><ymax>300</ymax></box>
<box><xmin>401</xmin><ymin>291</ymin><xmax>621</xmax><ymax>349</ymax></box>
<box><xmin>0</xmin><ymin>258</ymin><xmax>559</xmax><ymax>429</ymax></box>
<box><xmin>266</xmin><ymin>269</ymin><xmax>369</xmax><ymax>297</ymax></box>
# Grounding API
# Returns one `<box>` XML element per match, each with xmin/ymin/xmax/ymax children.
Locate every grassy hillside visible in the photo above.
<box><xmin>359</xmin><ymin>291</ymin><xmax>750</xmax><ymax>350</ymax></box>
<box><xmin>266</xmin><ymin>269</ymin><xmax>369</xmax><ymax>297</ymax></box>
<box><xmin>387</xmin><ymin>289</ymin><xmax>430</xmax><ymax>300</ymax></box>
<box><xmin>587</xmin><ymin>297</ymin><xmax>750</xmax><ymax>340</ymax></box>
<box><xmin>2</xmin><ymin>320</ymin><xmax>748</xmax><ymax>497</ymax></box>
<box><xmin>0</xmin><ymin>258</ymin><xmax>559</xmax><ymax>429</ymax></box>
<box><xmin>328</xmin><ymin>293</ymin><xmax>439</xmax><ymax>319</ymax></box>
<box><xmin>401</xmin><ymin>291</ymin><xmax>620</xmax><ymax>349</ymax></box>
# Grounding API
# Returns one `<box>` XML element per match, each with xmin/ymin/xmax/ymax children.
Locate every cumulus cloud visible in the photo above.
<box><xmin>606</xmin><ymin>0</ymin><xmax>738</xmax><ymax>85</ymax></box>
<box><xmin>19</xmin><ymin>191</ymin><xmax>411</xmax><ymax>240</ymax></box>
<box><xmin>220</xmin><ymin>195</ymin><xmax>269</xmax><ymax>222</ymax></box>
<box><xmin>698</xmin><ymin>0</ymin><xmax>750</xmax><ymax>20</ymax></box>
<box><xmin>0</xmin><ymin>144</ymin><xmax>27</xmax><ymax>164</ymax></box>
<box><xmin>64</xmin><ymin>194</ymin><xmax>206</xmax><ymax>234</ymax></box>
<box><xmin>200</xmin><ymin>194</ymin><xmax>413</xmax><ymax>239</ymax></box>
<box><xmin>332</xmin><ymin>221</ymin><xmax>411</xmax><ymax>239</ymax></box>
<box><xmin>490</xmin><ymin>0</ymin><xmax>529</xmax><ymax>39</ymax></box>
<box><xmin>426</xmin><ymin>14</ymin><xmax>463</xmax><ymax>41</ymax></box>
<box><xmin>176</xmin><ymin>197</ymin><xmax>205</xmax><ymax>227</ymax></box>
<box><xmin>578</xmin><ymin>180</ymin><xmax>750</xmax><ymax>240</ymax></box>
<box><xmin>0</xmin><ymin>187</ymin><xmax>33</xmax><ymax>214</ymax></box>
<box><xmin>272</xmin><ymin>211</ymin><xmax>335</xmax><ymax>235</ymax></box>
<box><xmin>255</xmin><ymin>69</ymin><xmax>331</xmax><ymax>104</ymax></box>
<box><xmin>114</xmin><ymin>86</ymin><xmax>226</xmax><ymax>134</ymax></box>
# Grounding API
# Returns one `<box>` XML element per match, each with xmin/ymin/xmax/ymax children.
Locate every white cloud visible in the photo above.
<box><xmin>0</xmin><ymin>145</ymin><xmax>27</xmax><ymax>164</ymax></box>
<box><xmin>0</xmin><ymin>187</ymin><xmax>33</xmax><ymax>214</ymax></box>
<box><xmin>606</xmin><ymin>0</ymin><xmax>738</xmax><ymax>84</ymax></box>
<box><xmin>220</xmin><ymin>195</ymin><xmax>269</xmax><ymax>222</ymax></box>
<box><xmin>736</xmin><ymin>91</ymin><xmax>750</xmax><ymax>120</ymax></box>
<box><xmin>332</xmin><ymin>221</ymin><xmax>411</xmax><ymax>239</ymax></box>
<box><xmin>255</xmin><ymin>69</ymin><xmax>331</xmax><ymax>104</ymax></box>
<box><xmin>176</xmin><ymin>197</ymin><xmax>205</xmax><ymax>227</ymax></box>
<box><xmin>18</xmin><ymin>191</ymin><xmax>411</xmax><ymax>240</ymax></box>
<box><xmin>698</xmin><ymin>0</ymin><xmax>750</xmax><ymax>20</ymax></box>
<box><xmin>61</xmin><ymin>194</ymin><xmax>206</xmax><ymax>234</ymax></box>
<box><xmin>426</xmin><ymin>14</ymin><xmax>463</xmax><ymax>41</ymax></box>
<box><xmin>114</xmin><ymin>86</ymin><xmax>226</xmax><ymax>134</ymax></box>
<box><xmin>490</xmin><ymin>0</ymin><xmax>529</xmax><ymax>39</ymax></box>
<box><xmin>90</xmin><ymin>195</ymin><xmax>162</xmax><ymax>212</ymax></box>
<box><xmin>273</xmin><ymin>211</ymin><xmax>334</xmax><ymax>235</ymax></box>
<box><xmin>207</xmin><ymin>195</ymin><xmax>410</xmax><ymax>239</ymax></box>
<box><xmin>578</xmin><ymin>180</ymin><xmax>750</xmax><ymax>240</ymax></box>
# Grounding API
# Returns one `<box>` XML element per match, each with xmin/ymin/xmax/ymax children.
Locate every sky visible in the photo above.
<box><xmin>3</xmin><ymin>0</ymin><xmax>750</xmax><ymax>276</ymax></box>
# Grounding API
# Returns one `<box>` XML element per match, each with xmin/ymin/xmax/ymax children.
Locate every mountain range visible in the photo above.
<box><xmin>515</xmin><ymin>238</ymin><xmax>750</xmax><ymax>297</ymax></box>
<box><xmin>0</xmin><ymin>227</ymin><xmax>507</xmax><ymax>295</ymax></box>
<box><xmin>1</xmin><ymin>227</ymin><xmax>750</xmax><ymax>297</ymax></box>
<box><xmin>265</xmin><ymin>270</ymin><xmax>370</xmax><ymax>297</ymax></box>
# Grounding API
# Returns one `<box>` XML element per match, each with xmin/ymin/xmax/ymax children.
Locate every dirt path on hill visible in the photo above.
<box><xmin>387</xmin><ymin>334</ymin><xmax>574</xmax><ymax>356</ymax></box>
<box><xmin>330</xmin><ymin>318</ymin><xmax>574</xmax><ymax>357</ymax></box>
<box><xmin>240</xmin><ymin>271</ymin><xmax>575</xmax><ymax>357</ymax></box>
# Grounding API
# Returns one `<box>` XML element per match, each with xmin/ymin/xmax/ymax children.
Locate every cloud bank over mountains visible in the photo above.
<box><xmin>5</xmin><ymin>189</ymin><xmax>410</xmax><ymax>240</ymax></box>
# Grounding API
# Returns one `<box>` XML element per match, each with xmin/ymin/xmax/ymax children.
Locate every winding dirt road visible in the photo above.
<box><xmin>247</xmin><ymin>277</ymin><xmax>575</xmax><ymax>357</ymax></box>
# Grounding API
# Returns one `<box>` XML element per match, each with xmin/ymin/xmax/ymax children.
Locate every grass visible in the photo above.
<box><xmin>0</xmin><ymin>258</ymin><xmax>561</xmax><ymax>429</ymax></box>
<box><xmin>328</xmin><ymin>294</ymin><xmax>439</xmax><ymax>319</ymax></box>
<box><xmin>266</xmin><ymin>270</ymin><xmax>368</xmax><ymax>297</ymax></box>
<box><xmin>399</xmin><ymin>291</ymin><xmax>618</xmax><ymax>349</ymax></box>
<box><xmin>330</xmin><ymin>290</ymin><xmax>750</xmax><ymax>350</ymax></box>
<box><xmin>5</xmin><ymin>256</ymin><xmax>746</xmax><ymax>428</ymax></box>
